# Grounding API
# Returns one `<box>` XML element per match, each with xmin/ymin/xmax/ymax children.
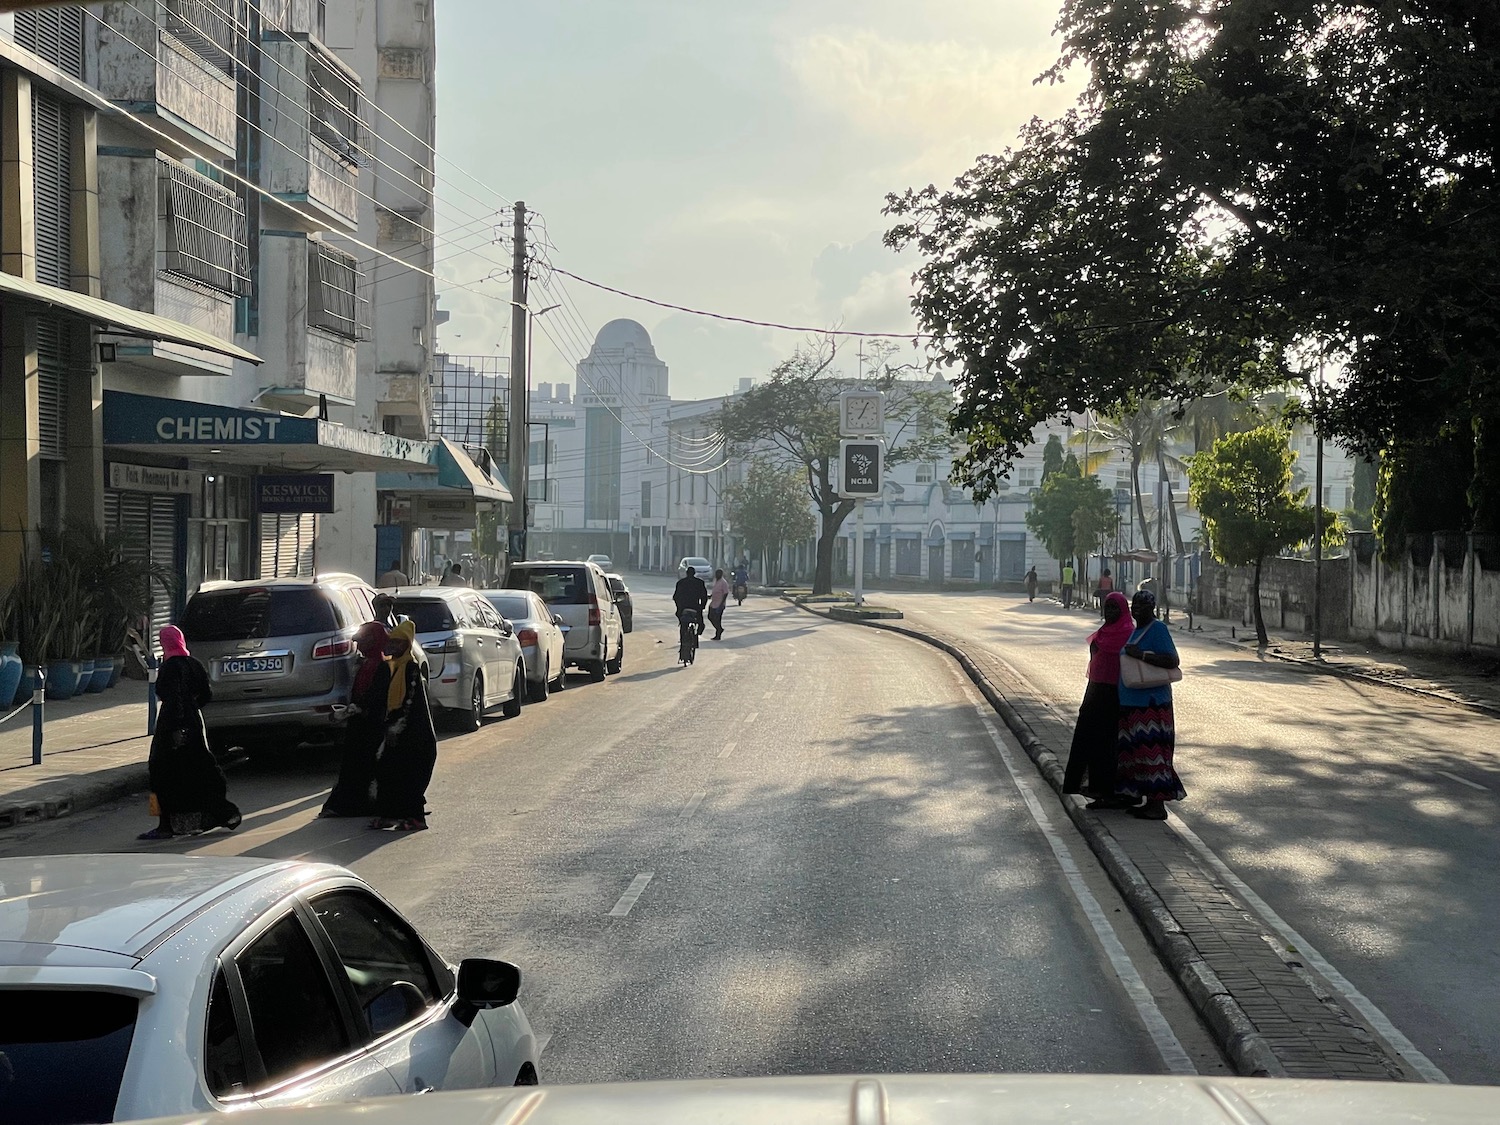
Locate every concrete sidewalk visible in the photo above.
<box><xmin>0</xmin><ymin>679</ymin><xmax>156</xmax><ymax>830</ymax></box>
<box><xmin>800</xmin><ymin>600</ymin><xmax>1441</xmax><ymax>1082</ymax></box>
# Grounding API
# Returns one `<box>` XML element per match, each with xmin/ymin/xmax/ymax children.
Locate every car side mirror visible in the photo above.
<box><xmin>455</xmin><ymin>958</ymin><xmax>521</xmax><ymax>1024</ymax></box>
<box><xmin>552</xmin><ymin>614</ymin><xmax>565</xmax><ymax>626</ymax></box>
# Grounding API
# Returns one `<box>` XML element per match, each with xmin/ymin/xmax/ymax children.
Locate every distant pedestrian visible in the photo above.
<box><xmin>1024</xmin><ymin>566</ymin><xmax>1038</xmax><ymax>602</ymax></box>
<box><xmin>440</xmin><ymin>562</ymin><xmax>467</xmax><ymax>587</ymax></box>
<box><xmin>377</xmin><ymin>559</ymin><xmax>408</xmax><ymax>588</ymax></box>
<box><xmin>1061</xmin><ymin>563</ymin><xmax>1076</xmax><ymax>609</ymax></box>
<box><xmin>1115</xmin><ymin>589</ymin><xmax>1185</xmax><ymax>820</ymax></box>
<box><xmin>371</xmin><ymin>620</ymin><xmax>437</xmax><ymax>832</ymax></box>
<box><xmin>707</xmin><ymin>567</ymin><xmax>731</xmax><ymax>640</ymax></box>
<box><xmin>1063</xmin><ymin>592</ymin><xmax>1133</xmax><ymax>805</ymax></box>
<box><xmin>139</xmin><ymin>626</ymin><xmax>240</xmax><ymax>840</ymax></box>
<box><xmin>321</xmin><ymin>622</ymin><xmax>390</xmax><ymax>818</ymax></box>
<box><xmin>1094</xmin><ymin>567</ymin><xmax>1114</xmax><ymax>612</ymax></box>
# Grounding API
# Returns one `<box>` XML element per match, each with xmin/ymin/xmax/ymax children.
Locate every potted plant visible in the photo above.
<box><xmin>9</xmin><ymin>549</ymin><xmax>60</xmax><ymax>705</ymax></box>
<box><xmin>0</xmin><ymin>584</ymin><xmax>22</xmax><ymax>707</ymax></box>
<box><xmin>63</xmin><ymin>524</ymin><xmax>174</xmax><ymax>690</ymax></box>
<box><xmin>44</xmin><ymin>561</ymin><xmax>85</xmax><ymax>700</ymax></box>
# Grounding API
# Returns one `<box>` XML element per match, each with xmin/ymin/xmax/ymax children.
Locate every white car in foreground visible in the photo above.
<box><xmin>0</xmin><ymin>855</ymin><xmax>538</xmax><ymax>1123</ymax></box>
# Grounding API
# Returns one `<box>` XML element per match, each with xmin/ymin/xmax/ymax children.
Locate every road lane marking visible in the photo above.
<box><xmin>775</xmin><ymin>674</ymin><xmax>785</xmax><ymax>682</ymax></box>
<box><xmin>762</xmin><ymin>690</ymin><xmax>776</xmax><ymax>699</ymax></box>
<box><xmin>680</xmin><ymin>792</ymin><xmax>706</xmax><ymax>818</ymax></box>
<box><xmin>607</xmin><ymin>873</ymin><xmax>655</xmax><ymax>917</ymax></box>
<box><xmin>718</xmin><ymin>741</ymin><xmax>737</xmax><ymax>758</ymax></box>
<box><xmin>961</xmin><ymin>683</ymin><xmax>1197</xmax><ymax>1076</ymax></box>
<box><xmin>1437</xmin><ymin>770</ymin><xmax>1488</xmax><ymax>792</ymax></box>
<box><xmin>1167</xmin><ymin>816</ymin><xmax>1448</xmax><ymax>1083</ymax></box>
<box><xmin>744</xmin><ymin>712</ymin><xmax>759</xmax><ymax>724</ymax></box>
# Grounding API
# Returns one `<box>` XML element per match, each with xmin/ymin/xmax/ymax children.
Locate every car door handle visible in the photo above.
<box><xmin>413</xmin><ymin>1085</ymin><xmax>435</xmax><ymax>1095</ymax></box>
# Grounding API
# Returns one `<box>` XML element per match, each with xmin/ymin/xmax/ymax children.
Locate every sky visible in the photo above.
<box><xmin>432</xmin><ymin>0</ymin><xmax>1079</xmax><ymax>402</ymax></box>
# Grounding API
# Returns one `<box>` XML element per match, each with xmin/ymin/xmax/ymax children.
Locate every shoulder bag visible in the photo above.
<box><xmin>1119</xmin><ymin>623</ymin><xmax>1183</xmax><ymax>689</ymax></box>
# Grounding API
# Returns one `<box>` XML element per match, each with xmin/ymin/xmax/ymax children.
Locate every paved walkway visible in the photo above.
<box><xmin>796</xmin><ymin>598</ymin><xmax>1479</xmax><ymax>1082</ymax></box>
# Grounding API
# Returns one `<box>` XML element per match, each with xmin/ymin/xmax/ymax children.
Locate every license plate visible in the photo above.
<box><xmin>222</xmin><ymin>655</ymin><xmax>288</xmax><ymax>676</ymax></box>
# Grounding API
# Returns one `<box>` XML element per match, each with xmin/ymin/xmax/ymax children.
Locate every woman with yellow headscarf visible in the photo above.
<box><xmin>371</xmin><ymin>618</ymin><xmax>438</xmax><ymax>831</ymax></box>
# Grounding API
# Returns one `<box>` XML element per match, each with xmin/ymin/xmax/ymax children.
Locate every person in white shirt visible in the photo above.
<box><xmin>377</xmin><ymin>560</ymin><xmax>408</xmax><ymax>588</ymax></box>
<box><xmin>706</xmin><ymin>568</ymin><xmax>731</xmax><ymax>640</ymax></box>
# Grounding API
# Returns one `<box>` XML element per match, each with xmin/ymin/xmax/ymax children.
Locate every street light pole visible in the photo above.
<box><xmin>1313</xmin><ymin>354</ymin><xmax>1325</xmax><ymax>659</ymax></box>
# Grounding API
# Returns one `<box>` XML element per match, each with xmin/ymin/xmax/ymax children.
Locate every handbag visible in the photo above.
<box><xmin>1120</xmin><ymin>653</ymin><xmax>1183</xmax><ymax>689</ymax></box>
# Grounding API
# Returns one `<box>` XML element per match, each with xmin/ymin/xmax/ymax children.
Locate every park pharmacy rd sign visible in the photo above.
<box><xmin>839</xmin><ymin>439</ymin><xmax>884</xmax><ymax>499</ymax></box>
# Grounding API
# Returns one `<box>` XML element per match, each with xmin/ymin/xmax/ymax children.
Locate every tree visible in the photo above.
<box><xmin>885</xmin><ymin>1</ymin><xmax>1500</xmax><ymax>538</ymax></box>
<box><xmin>717</xmin><ymin>341</ymin><xmax>951</xmax><ymax>595</ymax></box>
<box><xmin>1071</xmin><ymin>403</ymin><xmax>1185</xmax><ymax>553</ymax></box>
<box><xmin>1041</xmin><ymin>435</ymin><xmax>1065</xmax><ymax>481</ymax></box>
<box><xmin>1025</xmin><ymin>454</ymin><xmax>1117</xmax><ymax>588</ymax></box>
<box><xmin>724</xmin><ymin>460</ymin><xmax>814</xmax><ymax>583</ymax></box>
<box><xmin>1187</xmin><ymin>426</ymin><xmax>1340</xmax><ymax>646</ymax></box>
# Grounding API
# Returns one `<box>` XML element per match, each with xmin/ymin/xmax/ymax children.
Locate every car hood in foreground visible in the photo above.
<box><xmin>127</xmin><ymin>1074</ymin><xmax>1498</xmax><ymax>1125</ymax></box>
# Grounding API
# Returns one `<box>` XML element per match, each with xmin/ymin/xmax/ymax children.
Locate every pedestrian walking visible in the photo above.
<box><xmin>139</xmin><ymin>626</ymin><xmax>240</xmax><ymax>840</ymax></box>
<box><xmin>1024</xmin><ymin>566</ymin><xmax>1038</xmax><ymax>602</ymax></box>
<box><xmin>1115</xmin><ymin>589</ymin><xmax>1185</xmax><ymax>820</ymax></box>
<box><xmin>707</xmin><ymin>567</ymin><xmax>731</xmax><ymax>640</ymax></box>
<box><xmin>1094</xmin><ymin>567</ymin><xmax>1114</xmax><ymax>612</ymax></box>
<box><xmin>1062</xmin><ymin>592</ymin><xmax>1133</xmax><ymax>804</ymax></box>
<box><xmin>377</xmin><ymin>559</ymin><xmax>408</xmax><ymax>588</ymax></box>
<box><xmin>320</xmin><ymin>622</ymin><xmax>390</xmax><ymax>818</ymax></box>
<box><xmin>371</xmin><ymin>620</ymin><xmax>438</xmax><ymax>832</ymax></box>
<box><xmin>1061</xmin><ymin>562</ymin><xmax>1076</xmax><ymax>609</ymax></box>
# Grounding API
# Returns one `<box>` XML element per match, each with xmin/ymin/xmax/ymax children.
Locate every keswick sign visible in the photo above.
<box><xmin>256</xmin><ymin>474</ymin><xmax>336</xmax><ymax>514</ymax></box>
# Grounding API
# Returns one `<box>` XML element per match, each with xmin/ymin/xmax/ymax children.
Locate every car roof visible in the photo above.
<box><xmin>391</xmin><ymin>587</ymin><xmax>469</xmax><ymax>602</ymax></box>
<box><xmin>0</xmin><ymin>854</ymin><xmax>333</xmax><ymax>959</ymax></box>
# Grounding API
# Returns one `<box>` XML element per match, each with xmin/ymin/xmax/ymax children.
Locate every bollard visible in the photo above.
<box><xmin>31</xmin><ymin>666</ymin><xmax>44</xmax><ymax>766</ymax></box>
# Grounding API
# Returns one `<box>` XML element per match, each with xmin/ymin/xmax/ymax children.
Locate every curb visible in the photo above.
<box><xmin>0</xmin><ymin>761</ymin><xmax>150</xmax><ymax>834</ymax></box>
<box><xmin>795</xmin><ymin>602</ymin><xmax>1285</xmax><ymax>1078</ymax></box>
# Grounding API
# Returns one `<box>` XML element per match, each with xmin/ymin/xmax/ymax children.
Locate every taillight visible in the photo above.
<box><xmin>312</xmin><ymin>636</ymin><xmax>354</xmax><ymax>660</ymax></box>
<box><xmin>517</xmin><ymin>628</ymin><xmax>538</xmax><ymax>647</ymax></box>
<box><xmin>587</xmin><ymin>593</ymin><xmax>601</xmax><ymax>627</ymax></box>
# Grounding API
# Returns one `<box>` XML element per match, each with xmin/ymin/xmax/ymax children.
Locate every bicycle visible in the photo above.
<box><xmin>678</xmin><ymin>609</ymin><xmax>702</xmax><ymax>665</ymax></box>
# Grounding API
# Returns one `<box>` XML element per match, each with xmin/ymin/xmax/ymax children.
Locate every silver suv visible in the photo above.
<box><xmin>178</xmin><ymin>574</ymin><xmax>385</xmax><ymax>750</ymax></box>
<box><xmin>391</xmin><ymin>588</ymin><xmax>526</xmax><ymax>730</ymax></box>
<box><xmin>504</xmin><ymin>561</ymin><xmax>625</xmax><ymax>682</ymax></box>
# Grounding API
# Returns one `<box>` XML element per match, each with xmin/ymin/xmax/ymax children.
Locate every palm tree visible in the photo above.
<box><xmin>1070</xmin><ymin>403</ymin><xmax>1184</xmax><ymax>553</ymax></box>
<box><xmin>1179</xmin><ymin>385</ymin><xmax>1269</xmax><ymax>453</ymax></box>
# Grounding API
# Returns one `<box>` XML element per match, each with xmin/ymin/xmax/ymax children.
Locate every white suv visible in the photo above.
<box><xmin>504</xmin><ymin>561</ymin><xmax>624</xmax><ymax>682</ymax></box>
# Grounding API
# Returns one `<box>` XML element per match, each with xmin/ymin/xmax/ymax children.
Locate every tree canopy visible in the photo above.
<box><xmin>724</xmin><ymin>459</ymin><xmax>815</xmax><ymax>581</ymax></box>
<box><xmin>886</xmin><ymin>1</ymin><xmax>1500</xmax><ymax>540</ymax></box>
<box><xmin>1025</xmin><ymin>453</ymin><xmax>1117</xmax><ymax>582</ymax></box>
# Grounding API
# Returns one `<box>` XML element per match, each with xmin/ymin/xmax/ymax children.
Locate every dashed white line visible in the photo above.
<box><xmin>762</xmin><ymin>690</ymin><xmax>776</xmax><ymax>699</ymax></box>
<box><xmin>960</xmin><ymin>681</ymin><xmax>1197</xmax><ymax>1076</ymax></box>
<box><xmin>743</xmin><ymin>712</ymin><xmax>759</xmax><ymax>724</ymax></box>
<box><xmin>607</xmin><ymin>873</ymin><xmax>655</xmax><ymax>917</ymax></box>
<box><xmin>718</xmin><ymin>741</ymin><xmax>737</xmax><ymax>759</ymax></box>
<box><xmin>680</xmin><ymin>791</ymin><xmax>706</xmax><ymax>818</ymax></box>
<box><xmin>775</xmin><ymin>674</ymin><xmax>785</xmax><ymax>682</ymax></box>
<box><xmin>1437</xmin><ymin>770</ymin><xmax>1488</xmax><ymax>792</ymax></box>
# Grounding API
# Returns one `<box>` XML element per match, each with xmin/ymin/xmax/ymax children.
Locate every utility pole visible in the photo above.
<box><xmin>507</xmin><ymin>201</ymin><xmax>529</xmax><ymax>565</ymax></box>
<box><xmin>1313</xmin><ymin>354</ymin><xmax>1325</xmax><ymax>659</ymax></box>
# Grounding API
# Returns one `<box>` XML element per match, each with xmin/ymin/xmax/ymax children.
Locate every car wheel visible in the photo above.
<box><xmin>526</xmin><ymin>667</ymin><xmax>549</xmax><ymax>703</ymax></box>
<box><xmin>462</xmin><ymin>672</ymin><xmax>484</xmax><ymax>732</ymax></box>
<box><xmin>606</xmin><ymin>636</ymin><xmax>624</xmax><ymax>675</ymax></box>
<box><xmin>550</xmin><ymin>654</ymin><xmax>567</xmax><ymax>691</ymax></box>
<box><xmin>502</xmin><ymin>664</ymin><xmax>525</xmax><ymax>718</ymax></box>
<box><xmin>587</xmin><ymin>657</ymin><xmax>606</xmax><ymax>682</ymax></box>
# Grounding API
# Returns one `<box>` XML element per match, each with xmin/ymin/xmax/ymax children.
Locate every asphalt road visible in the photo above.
<box><xmin>0</xmin><ymin>579</ymin><xmax>1227</xmax><ymax>1084</ymax></box>
<box><xmin>874</xmin><ymin>587</ymin><xmax>1500</xmax><ymax>1085</ymax></box>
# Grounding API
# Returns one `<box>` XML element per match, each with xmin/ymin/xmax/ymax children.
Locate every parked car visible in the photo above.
<box><xmin>392</xmin><ymin>589</ymin><xmax>526</xmax><ymax>730</ymax></box>
<box><xmin>0</xmin><ymin>854</ymin><xmax>538</xmax><ymax>1123</ymax></box>
<box><xmin>585</xmin><ymin>553</ymin><xmax>613</xmax><ymax>571</ymax></box>
<box><xmin>678</xmin><ymin>555</ymin><xmax>713</xmax><ymax>578</ymax></box>
<box><xmin>604</xmin><ymin>573</ymin><xmax>634</xmax><ymax>633</ymax></box>
<box><xmin>480</xmin><ymin>589</ymin><xmax>567</xmax><ymax>702</ymax></box>
<box><xmin>504</xmin><ymin>561</ymin><xmax>625</xmax><ymax>682</ymax></box>
<box><xmin>179</xmin><ymin>574</ymin><xmax>402</xmax><ymax>752</ymax></box>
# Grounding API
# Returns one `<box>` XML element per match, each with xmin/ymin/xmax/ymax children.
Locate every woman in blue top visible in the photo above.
<box><xmin>1115</xmin><ymin>589</ymin><xmax>1186</xmax><ymax>820</ymax></box>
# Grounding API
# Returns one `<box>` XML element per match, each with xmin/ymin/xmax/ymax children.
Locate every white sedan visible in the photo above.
<box><xmin>0</xmin><ymin>855</ymin><xmax>538</xmax><ymax>1123</ymax></box>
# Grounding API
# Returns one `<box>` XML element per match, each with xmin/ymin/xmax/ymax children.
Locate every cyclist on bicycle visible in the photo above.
<box><xmin>673</xmin><ymin>565</ymin><xmax>709</xmax><ymax>656</ymax></box>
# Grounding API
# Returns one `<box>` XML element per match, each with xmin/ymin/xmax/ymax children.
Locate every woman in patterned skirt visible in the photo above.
<box><xmin>1115</xmin><ymin>589</ymin><xmax>1185</xmax><ymax>820</ymax></box>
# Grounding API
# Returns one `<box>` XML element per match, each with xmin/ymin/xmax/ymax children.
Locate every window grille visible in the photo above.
<box><xmin>307</xmin><ymin>241</ymin><xmax>363</xmax><ymax>339</ymax></box>
<box><xmin>160</xmin><ymin>0</ymin><xmax>239</xmax><ymax>76</ymax></box>
<box><xmin>308</xmin><ymin>49</ymin><xmax>361</xmax><ymax>164</ymax></box>
<box><xmin>160</xmin><ymin>161</ymin><xmax>249</xmax><ymax>295</ymax></box>
<box><xmin>14</xmin><ymin>6</ymin><xmax>85</xmax><ymax>79</ymax></box>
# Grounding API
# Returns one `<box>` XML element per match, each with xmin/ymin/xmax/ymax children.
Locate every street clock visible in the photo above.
<box><xmin>840</xmin><ymin>391</ymin><xmax>884</xmax><ymax>436</ymax></box>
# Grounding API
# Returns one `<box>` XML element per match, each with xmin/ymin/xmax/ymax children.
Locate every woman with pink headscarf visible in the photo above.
<box><xmin>139</xmin><ymin>625</ymin><xmax>241</xmax><ymax>840</ymax></box>
<box><xmin>1062</xmin><ymin>591</ymin><xmax>1134</xmax><ymax>806</ymax></box>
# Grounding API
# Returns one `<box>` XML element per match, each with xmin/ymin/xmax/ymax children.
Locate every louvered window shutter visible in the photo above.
<box><xmin>15</xmin><ymin>7</ymin><xmax>85</xmax><ymax>79</ymax></box>
<box><xmin>34</xmin><ymin>317</ymin><xmax>70</xmax><ymax>457</ymax></box>
<box><xmin>32</xmin><ymin>94</ymin><xmax>73</xmax><ymax>289</ymax></box>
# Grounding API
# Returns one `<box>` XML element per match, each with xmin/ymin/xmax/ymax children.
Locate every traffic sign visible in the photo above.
<box><xmin>839</xmin><ymin>439</ymin><xmax>883</xmax><ymax>499</ymax></box>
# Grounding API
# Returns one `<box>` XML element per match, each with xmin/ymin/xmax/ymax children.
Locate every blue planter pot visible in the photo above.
<box><xmin>45</xmin><ymin>660</ymin><xmax>81</xmax><ymax>700</ymax></box>
<box><xmin>107</xmin><ymin>655</ymin><xmax>125</xmax><ymax>689</ymax></box>
<box><xmin>0</xmin><ymin>642</ymin><xmax>22</xmax><ymax>712</ymax></box>
<box><xmin>15</xmin><ymin>666</ymin><xmax>40</xmax><ymax>706</ymax></box>
<box><xmin>73</xmin><ymin>658</ymin><xmax>95</xmax><ymax>696</ymax></box>
<box><xmin>87</xmin><ymin>659</ymin><xmax>112</xmax><ymax>693</ymax></box>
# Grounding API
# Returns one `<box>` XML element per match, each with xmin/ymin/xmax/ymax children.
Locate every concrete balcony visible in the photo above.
<box><xmin>255</xmin><ymin>232</ymin><xmax>359</xmax><ymax>412</ymax></box>
<box><xmin>377</xmin><ymin>373</ymin><xmax>433</xmax><ymax>440</ymax></box>
<box><xmin>260</xmin><ymin>35</ymin><xmax>362</xmax><ymax>232</ymax></box>
<box><xmin>96</xmin><ymin>153</ymin><xmax>244</xmax><ymax>376</ymax></box>
<box><xmin>94</xmin><ymin>1</ymin><xmax>238</xmax><ymax>157</ymax></box>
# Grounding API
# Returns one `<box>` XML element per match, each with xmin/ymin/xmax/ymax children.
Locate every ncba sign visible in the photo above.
<box><xmin>838</xmin><ymin>439</ymin><xmax>883</xmax><ymax>499</ymax></box>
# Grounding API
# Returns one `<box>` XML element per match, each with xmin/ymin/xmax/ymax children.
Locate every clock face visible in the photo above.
<box><xmin>845</xmin><ymin>395</ymin><xmax>881</xmax><ymax>433</ymax></box>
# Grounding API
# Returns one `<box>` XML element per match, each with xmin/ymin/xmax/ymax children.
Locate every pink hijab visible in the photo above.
<box><xmin>1085</xmin><ymin>592</ymin><xmax>1134</xmax><ymax>684</ymax></box>
<box><xmin>159</xmin><ymin>625</ymin><xmax>190</xmax><ymax>660</ymax></box>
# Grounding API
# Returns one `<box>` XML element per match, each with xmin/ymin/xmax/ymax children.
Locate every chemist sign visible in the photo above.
<box><xmin>838</xmin><ymin>439</ymin><xmax>884</xmax><ymax>499</ymax></box>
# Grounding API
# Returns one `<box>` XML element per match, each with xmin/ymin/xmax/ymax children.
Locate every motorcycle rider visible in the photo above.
<box><xmin>673</xmin><ymin>565</ymin><xmax>709</xmax><ymax>652</ymax></box>
<box><xmin>732</xmin><ymin>560</ymin><xmax>749</xmax><ymax>602</ymax></box>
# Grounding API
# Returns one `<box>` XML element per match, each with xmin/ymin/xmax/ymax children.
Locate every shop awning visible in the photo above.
<box><xmin>375</xmin><ymin>438</ymin><xmax>513</xmax><ymax>503</ymax></box>
<box><xmin>102</xmin><ymin>390</ymin><xmax>437</xmax><ymax>473</ymax></box>
<box><xmin>0</xmin><ymin>272</ymin><xmax>261</xmax><ymax>364</ymax></box>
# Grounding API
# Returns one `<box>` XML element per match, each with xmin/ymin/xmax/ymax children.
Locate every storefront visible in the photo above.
<box><xmin>376</xmin><ymin>438</ymin><xmax>512</xmax><ymax>581</ymax></box>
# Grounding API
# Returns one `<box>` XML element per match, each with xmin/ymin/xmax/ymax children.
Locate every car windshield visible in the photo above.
<box><xmin>484</xmin><ymin>594</ymin><xmax>533</xmax><ymax>621</ymax></box>
<box><xmin>181</xmin><ymin>588</ymin><xmax>338</xmax><ymax>642</ymax></box>
<box><xmin>0</xmin><ymin>991</ymin><xmax>137</xmax><ymax>1125</ymax></box>
<box><xmin>507</xmin><ymin>568</ymin><xmax>589</xmax><ymax>605</ymax></box>
<box><xmin>393</xmin><ymin>598</ymin><xmax>456</xmax><ymax>633</ymax></box>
